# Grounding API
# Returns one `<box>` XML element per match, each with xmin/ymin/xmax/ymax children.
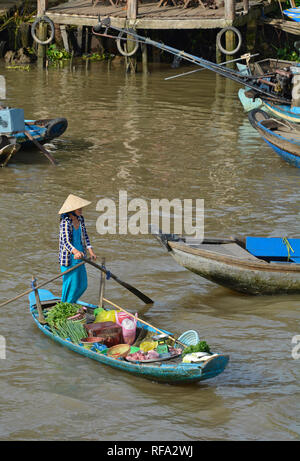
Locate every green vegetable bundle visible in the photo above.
<box><xmin>45</xmin><ymin>302</ymin><xmax>80</xmax><ymax>328</ymax></box>
<box><xmin>53</xmin><ymin>320</ymin><xmax>88</xmax><ymax>344</ymax></box>
<box><xmin>181</xmin><ymin>341</ymin><xmax>211</xmax><ymax>357</ymax></box>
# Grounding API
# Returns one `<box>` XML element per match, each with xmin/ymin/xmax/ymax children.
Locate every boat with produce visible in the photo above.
<box><xmin>29</xmin><ymin>289</ymin><xmax>229</xmax><ymax>384</ymax></box>
<box><xmin>153</xmin><ymin>231</ymin><xmax>300</xmax><ymax>295</ymax></box>
<box><xmin>248</xmin><ymin>108</ymin><xmax>300</xmax><ymax>167</ymax></box>
<box><xmin>0</xmin><ymin>107</ymin><xmax>68</xmax><ymax>150</ymax></box>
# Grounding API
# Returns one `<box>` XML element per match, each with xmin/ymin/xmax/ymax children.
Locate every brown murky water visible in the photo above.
<box><xmin>0</xmin><ymin>58</ymin><xmax>299</xmax><ymax>441</ymax></box>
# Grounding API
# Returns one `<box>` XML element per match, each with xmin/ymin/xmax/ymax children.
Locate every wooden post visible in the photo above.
<box><xmin>224</xmin><ymin>0</ymin><xmax>236</xmax><ymax>67</ymax></box>
<box><xmin>243</xmin><ymin>0</ymin><xmax>249</xmax><ymax>14</ymax></box>
<box><xmin>37</xmin><ymin>0</ymin><xmax>48</xmax><ymax>64</ymax></box>
<box><xmin>141</xmin><ymin>43</ymin><xmax>148</xmax><ymax>74</ymax></box>
<box><xmin>60</xmin><ymin>25</ymin><xmax>70</xmax><ymax>53</ymax></box>
<box><xmin>225</xmin><ymin>0</ymin><xmax>236</xmax><ymax>21</ymax></box>
<box><xmin>98</xmin><ymin>258</ymin><xmax>106</xmax><ymax>308</ymax></box>
<box><xmin>32</xmin><ymin>276</ymin><xmax>46</xmax><ymax>324</ymax></box>
<box><xmin>126</xmin><ymin>0</ymin><xmax>138</xmax><ymax>73</ymax></box>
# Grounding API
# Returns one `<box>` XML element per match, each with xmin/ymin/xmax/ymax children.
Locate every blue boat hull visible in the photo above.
<box><xmin>264</xmin><ymin>139</ymin><xmax>300</xmax><ymax>168</ymax></box>
<box><xmin>248</xmin><ymin>109</ymin><xmax>300</xmax><ymax>168</ymax></box>
<box><xmin>29</xmin><ymin>289</ymin><xmax>229</xmax><ymax>384</ymax></box>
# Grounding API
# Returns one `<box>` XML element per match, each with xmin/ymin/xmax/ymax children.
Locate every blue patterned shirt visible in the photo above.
<box><xmin>59</xmin><ymin>215</ymin><xmax>92</xmax><ymax>266</ymax></box>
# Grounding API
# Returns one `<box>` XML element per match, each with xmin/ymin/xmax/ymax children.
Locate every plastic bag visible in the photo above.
<box><xmin>140</xmin><ymin>340</ymin><xmax>158</xmax><ymax>353</ymax></box>
<box><xmin>94</xmin><ymin>309</ymin><xmax>119</xmax><ymax>323</ymax></box>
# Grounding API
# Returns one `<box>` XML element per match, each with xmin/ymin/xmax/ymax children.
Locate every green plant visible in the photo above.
<box><xmin>182</xmin><ymin>341</ymin><xmax>211</xmax><ymax>357</ymax></box>
<box><xmin>46</xmin><ymin>44</ymin><xmax>72</xmax><ymax>61</ymax></box>
<box><xmin>0</xmin><ymin>1</ymin><xmax>36</xmax><ymax>49</ymax></box>
<box><xmin>45</xmin><ymin>302</ymin><xmax>80</xmax><ymax>328</ymax></box>
<box><xmin>271</xmin><ymin>44</ymin><xmax>300</xmax><ymax>62</ymax></box>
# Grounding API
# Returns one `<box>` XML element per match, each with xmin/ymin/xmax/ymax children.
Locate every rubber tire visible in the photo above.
<box><xmin>44</xmin><ymin>118</ymin><xmax>68</xmax><ymax>140</ymax></box>
<box><xmin>116</xmin><ymin>29</ymin><xmax>139</xmax><ymax>57</ymax></box>
<box><xmin>216</xmin><ymin>26</ymin><xmax>242</xmax><ymax>56</ymax></box>
<box><xmin>248</xmin><ymin>109</ymin><xmax>270</xmax><ymax>129</ymax></box>
<box><xmin>31</xmin><ymin>16</ymin><xmax>55</xmax><ymax>45</ymax></box>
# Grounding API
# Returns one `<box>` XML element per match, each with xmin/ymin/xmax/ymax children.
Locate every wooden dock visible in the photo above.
<box><xmin>45</xmin><ymin>0</ymin><xmax>277</xmax><ymax>29</ymax></box>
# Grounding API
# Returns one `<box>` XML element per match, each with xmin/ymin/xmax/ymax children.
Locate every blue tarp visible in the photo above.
<box><xmin>246</xmin><ymin>237</ymin><xmax>300</xmax><ymax>262</ymax></box>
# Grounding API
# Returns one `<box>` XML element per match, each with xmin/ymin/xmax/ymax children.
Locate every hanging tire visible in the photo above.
<box><xmin>216</xmin><ymin>26</ymin><xmax>242</xmax><ymax>56</ymax></box>
<box><xmin>116</xmin><ymin>29</ymin><xmax>139</xmax><ymax>57</ymax></box>
<box><xmin>44</xmin><ymin>118</ymin><xmax>68</xmax><ymax>140</ymax></box>
<box><xmin>31</xmin><ymin>16</ymin><xmax>55</xmax><ymax>45</ymax></box>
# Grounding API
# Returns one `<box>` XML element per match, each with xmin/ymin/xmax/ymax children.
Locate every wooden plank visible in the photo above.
<box><xmin>46</xmin><ymin>12</ymin><xmax>230</xmax><ymax>29</ymax></box>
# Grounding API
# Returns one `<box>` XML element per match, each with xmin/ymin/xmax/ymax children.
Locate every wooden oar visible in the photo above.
<box><xmin>23</xmin><ymin>130</ymin><xmax>58</xmax><ymax>166</ymax></box>
<box><xmin>0</xmin><ymin>261</ymin><xmax>85</xmax><ymax>309</ymax></box>
<box><xmin>82</xmin><ymin>257</ymin><xmax>154</xmax><ymax>305</ymax></box>
<box><xmin>103</xmin><ymin>297</ymin><xmax>187</xmax><ymax>348</ymax></box>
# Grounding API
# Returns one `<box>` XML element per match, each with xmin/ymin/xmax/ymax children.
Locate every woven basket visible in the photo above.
<box><xmin>178</xmin><ymin>330</ymin><xmax>199</xmax><ymax>346</ymax></box>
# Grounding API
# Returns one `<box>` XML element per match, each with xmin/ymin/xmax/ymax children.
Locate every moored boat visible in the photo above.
<box><xmin>153</xmin><ymin>232</ymin><xmax>300</xmax><ymax>295</ymax></box>
<box><xmin>237</xmin><ymin>59</ymin><xmax>300</xmax><ymax>120</ymax></box>
<box><xmin>29</xmin><ymin>289</ymin><xmax>229</xmax><ymax>384</ymax></box>
<box><xmin>0</xmin><ymin>107</ymin><xmax>68</xmax><ymax>150</ymax></box>
<box><xmin>248</xmin><ymin>108</ymin><xmax>300</xmax><ymax>167</ymax></box>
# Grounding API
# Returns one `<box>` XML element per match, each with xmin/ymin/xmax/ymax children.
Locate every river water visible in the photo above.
<box><xmin>0</xmin><ymin>58</ymin><xmax>299</xmax><ymax>441</ymax></box>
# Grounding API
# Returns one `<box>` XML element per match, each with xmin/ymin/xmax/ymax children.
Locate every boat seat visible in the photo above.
<box><xmin>246</xmin><ymin>237</ymin><xmax>300</xmax><ymax>261</ymax></box>
<box><xmin>190</xmin><ymin>242</ymin><xmax>260</xmax><ymax>261</ymax></box>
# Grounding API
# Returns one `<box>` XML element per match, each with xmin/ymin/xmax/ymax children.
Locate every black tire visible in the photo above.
<box><xmin>31</xmin><ymin>16</ymin><xmax>55</xmax><ymax>45</ymax></box>
<box><xmin>116</xmin><ymin>29</ymin><xmax>139</xmax><ymax>57</ymax></box>
<box><xmin>216</xmin><ymin>26</ymin><xmax>242</xmax><ymax>56</ymax></box>
<box><xmin>248</xmin><ymin>109</ymin><xmax>270</xmax><ymax>129</ymax></box>
<box><xmin>44</xmin><ymin>118</ymin><xmax>68</xmax><ymax>140</ymax></box>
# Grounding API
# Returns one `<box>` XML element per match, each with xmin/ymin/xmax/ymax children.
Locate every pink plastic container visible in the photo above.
<box><xmin>121</xmin><ymin>317</ymin><xmax>137</xmax><ymax>345</ymax></box>
<box><xmin>116</xmin><ymin>311</ymin><xmax>131</xmax><ymax>326</ymax></box>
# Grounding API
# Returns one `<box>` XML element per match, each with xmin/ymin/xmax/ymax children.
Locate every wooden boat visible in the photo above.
<box><xmin>29</xmin><ymin>289</ymin><xmax>229</xmax><ymax>384</ymax></box>
<box><xmin>0</xmin><ymin>142</ymin><xmax>20</xmax><ymax>167</ymax></box>
<box><xmin>153</xmin><ymin>232</ymin><xmax>300</xmax><ymax>295</ymax></box>
<box><xmin>248</xmin><ymin>108</ymin><xmax>300</xmax><ymax>167</ymax></box>
<box><xmin>14</xmin><ymin>118</ymin><xmax>68</xmax><ymax>148</ymax></box>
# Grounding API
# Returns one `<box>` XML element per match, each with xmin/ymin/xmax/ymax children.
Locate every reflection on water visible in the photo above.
<box><xmin>0</xmin><ymin>60</ymin><xmax>299</xmax><ymax>441</ymax></box>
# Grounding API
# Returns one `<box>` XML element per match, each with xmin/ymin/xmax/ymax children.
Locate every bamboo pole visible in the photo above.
<box><xmin>0</xmin><ymin>261</ymin><xmax>85</xmax><ymax>309</ymax></box>
<box><xmin>98</xmin><ymin>257</ymin><xmax>106</xmax><ymax>308</ymax></box>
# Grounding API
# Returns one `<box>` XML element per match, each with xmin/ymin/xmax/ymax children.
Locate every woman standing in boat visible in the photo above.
<box><xmin>58</xmin><ymin>194</ymin><xmax>96</xmax><ymax>303</ymax></box>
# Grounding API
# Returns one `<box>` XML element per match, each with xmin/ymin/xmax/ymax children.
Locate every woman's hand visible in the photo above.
<box><xmin>88</xmin><ymin>248</ymin><xmax>97</xmax><ymax>261</ymax></box>
<box><xmin>73</xmin><ymin>249</ymin><xmax>84</xmax><ymax>260</ymax></box>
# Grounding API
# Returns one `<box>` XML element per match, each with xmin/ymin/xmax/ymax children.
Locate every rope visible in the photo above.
<box><xmin>282</xmin><ymin>237</ymin><xmax>295</xmax><ymax>261</ymax></box>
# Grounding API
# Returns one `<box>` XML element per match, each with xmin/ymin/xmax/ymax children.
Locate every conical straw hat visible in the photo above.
<box><xmin>58</xmin><ymin>194</ymin><xmax>92</xmax><ymax>214</ymax></box>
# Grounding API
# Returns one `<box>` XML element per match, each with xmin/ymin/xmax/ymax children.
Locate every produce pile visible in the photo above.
<box><xmin>45</xmin><ymin>302</ymin><xmax>80</xmax><ymax>328</ymax></box>
<box><xmin>181</xmin><ymin>341</ymin><xmax>211</xmax><ymax>357</ymax></box>
<box><xmin>45</xmin><ymin>302</ymin><xmax>88</xmax><ymax>344</ymax></box>
<box><xmin>126</xmin><ymin>346</ymin><xmax>181</xmax><ymax>362</ymax></box>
